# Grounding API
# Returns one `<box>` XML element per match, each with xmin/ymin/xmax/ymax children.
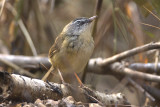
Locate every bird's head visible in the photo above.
<box><xmin>62</xmin><ymin>16</ymin><xmax>97</xmax><ymax>36</ymax></box>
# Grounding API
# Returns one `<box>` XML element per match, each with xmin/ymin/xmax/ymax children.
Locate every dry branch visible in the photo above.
<box><xmin>88</xmin><ymin>58</ymin><xmax>160</xmax><ymax>82</ymax></box>
<box><xmin>0</xmin><ymin>54</ymin><xmax>51</xmax><ymax>70</ymax></box>
<box><xmin>142</xmin><ymin>84</ymin><xmax>160</xmax><ymax>100</ymax></box>
<box><xmin>110</xmin><ymin>62</ymin><xmax>160</xmax><ymax>82</ymax></box>
<box><xmin>127</xmin><ymin>77</ymin><xmax>155</xmax><ymax>101</ymax></box>
<box><xmin>0</xmin><ymin>0</ymin><xmax>6</xmax><ymax>17</ymax></box>
<box><xmin>0</xmin><ymin>57</ymin><xmax>35</xmax><ymax>78</ymax></box>
<box><xmin>18</xmin><ymin>19</ymin><xmax>37</xmax><ymax>56</ymax></box>
<box><xmin>92</xmin><ymin>0</ymin><xmax>103</xmax><ymax>38</ymax></box>
<box><xmin>0</xmin><ymin>72</ymin><xmax>129</xmax><ymax>105</ymax></box>
<box><xmin>129</xmin><ymin>63</ymin><xmax>160</xmax><ymax>73</ymax></box>
<box><xmin>96</xmin><ymin>42</ymin><xmax>160</xmax><ymax>66</ymax></box>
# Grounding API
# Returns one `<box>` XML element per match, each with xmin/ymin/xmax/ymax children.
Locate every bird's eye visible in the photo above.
<box><xmin>76</xmin><ymin>21</ymin><xmax>80</xmax><ymax>23</ymax></box>
<box><xmin>75</xmin><ymin>20</ymin><xmax>85</xmax><ymax>26</ymax></box>
<box><xmin>80</xmin><ymin>21</ymin><xmax>85</xmax><ymax>25</ymax></box>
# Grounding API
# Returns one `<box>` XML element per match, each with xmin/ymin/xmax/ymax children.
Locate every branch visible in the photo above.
<box><xmin>110</xmin><ymin>62</ymin><xmax>160</xmax><ymax>82</ymax></box>
<box><xmin>129</xmin><ymin>63</ymin><xmax>160</xmax><ymax>73</ymax></box>
<box><xmin>92</xmin><ymin>0</ymin><xmax>103</xmax><ymax>38</ymax></box>
<box><xmin>97</xmin><ymin>42</ymin><xmax>160</xmax><ymax>66</ymax></box>
<box><xmin>127</xmin><ymin>77</ymin><xmax>155</xmax><ymax>101</ymax></box>
<box><xmin>0</xmin><ymin>56</ymin><xmax>36</xmax><ymax>78</ymax></box>
<box><xmin>0</xmin><ymin>72</ymin><xmax>129</xmax><ymax>105</ymax></box>
<box><xmin>0</xmin><ymin>0</ymin><xmax>6</xmax><ymax>17</ymax></box>
<box><xmin>18</xmin><ymin>19</ymin><xmax>37</xmax><ymax>56</ymax></box>
<box><xmin>0</xmin><ymin>54</ymin><xmax>51</xmax><ymax>70</ymax></box>
<box><xmin>88</xmin><ymin>58</ymin><xmax>160</xmax><ymax>82</ymax></box>
<box><xmin>142</xmin><ymin>84</ymin><xmax>160</xmax><ymax>100</ymax></box>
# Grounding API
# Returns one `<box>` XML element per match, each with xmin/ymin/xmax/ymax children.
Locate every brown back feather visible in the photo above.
<box><xmin>49</xmin><ymin>34</ymin><xmax>64</xmax><ymax>58</ymax></box>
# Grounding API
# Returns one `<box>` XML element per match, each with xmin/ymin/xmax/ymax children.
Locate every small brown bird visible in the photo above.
<box><xmin>42</xmin><ymin>16</ymin><xmax>97</xmax><ymax>84</ymax></box>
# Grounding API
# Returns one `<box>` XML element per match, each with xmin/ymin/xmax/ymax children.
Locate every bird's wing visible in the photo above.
<box><xmin>49</xmin><ymin>35</ymin><xmax>64</xmax><ymax>58</ymax></box>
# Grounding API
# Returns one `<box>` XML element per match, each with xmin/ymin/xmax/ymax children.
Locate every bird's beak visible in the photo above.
<box><xmin>88</xmin><ymin>16</ymin><xmax>97</xmax><ymax>22</ymax></box>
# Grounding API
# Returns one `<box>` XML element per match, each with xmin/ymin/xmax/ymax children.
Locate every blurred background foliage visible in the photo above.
<box><xmin>0</xmin><ymin>0</ymin><xmax>160</xmax><ymax>106</ymax></box>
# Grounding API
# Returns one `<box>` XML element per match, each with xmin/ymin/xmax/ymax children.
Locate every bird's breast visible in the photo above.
<box><xmin>55</xmin><ymin>34</ymin><xmax>94</xmax><ymax>73</ymax></box>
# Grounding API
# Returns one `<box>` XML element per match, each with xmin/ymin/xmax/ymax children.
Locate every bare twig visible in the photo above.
<box><xmin>5</xmin><ymin>3</ymin><xmax>37</xmax><ymax>56</ymax></box>
<box><xmin>50</xmin><ymin>0</ymin><xmax>55</xmax><ymax>13</ymax></box>
<box><xmin>0</xmin><ymin>58</ymin><xmax>35</xmax><ymax>78</ymax></box>
<box><xmin>143</xmin><ymin>6</ymin><xmax>160</xmax><ymax>22</ymax></box>
<box><xmin>109</xmin><ymin>77</ymin><xmax>129</xmax><ymax>94</ymax></box>
<box><xmin>0</xmin><ymin>54</ymin><xmax>50</xmax><ymax>70</ymax></box>
<box><xmin>97</xmin><ymin>42</ymin><xmax>160</xmax><ymax>66</ymax></box>
<box><xmin>94</xmin><ymin>6</ymin><xmax>112</xmax><ymax>49</ymax></box>
<box><xmin>110</xmin><ymin>62</ymin><xmax>160</xmax><ymax>82</ymax></box>
<box><xmin>58</xmin><ymin>68</ymin><xmax>65</xmax><ymax>83</ymax></box>
<box><xmin>42</xmin><ymin>66</ymin><xmax>53</xmax><ymax>81</ymax></box>
<box><xmin>0</xmin><ymin>0</ymin><xmax>5</xmax><ymax>17</ymax></box>
<box><xmin>92</xmin><ymin>0</ymin><xmax>103</xmax><ymax>38</ymax></box>
<box><xmin>141</xmin><ymin>22</ymin><xmax>160</xmax><ymax>30</ymax></box>
<box><xmin>88</xmin><ymin>58</ymin><xmax>160</xmax><ymax>82</ymax></box>
<box><xmin>142</xmin><ymin>84</ymin><xmax>160</xmax><ymax>100</ymax></box>
<box><xmin>74</xmin><ymin>72</ymin><xmax>84</xmax><ymax>87</ymax></box>
<box><xmin>127</xmin><ymin>77</ymin><xmax>155</xmax><ymax>101</ymax></box>
<box><xmin>129</xmin><ymin>63</ymin><xmax>160</xmax><ymax>73</ymax></box>
<box><xmin>154</xmin><ymin>50</ymin><xmax>159</xmax><ymax>72</ymax></box>
<box><xmin>18</xmin><ymin>19</ymin><xmax>37</xmax><ymax>56</ymax></box>
<box><xmin>0</xmin><ymin>40</ymin><xmax>9</xmax><ymax>54</ymax></box>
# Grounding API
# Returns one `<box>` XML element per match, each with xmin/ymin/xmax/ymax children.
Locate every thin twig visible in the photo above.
<box><xmin>97</xmin><ymin>42</ymin><xmax>160</xmax><ymax>66</ymax></box>
<box><xmin>0</xmin><ymin>54</ymin><xmax>50</xmax><ymax>70</ymax></box>
<box><xmin>110</xmin><ymin>62</ymin><xmax>160</xmax><ymax>83</ymax></box>
<box><xmin>0</xmin><ymin>0</ymin><xmax>6</xmax><ymax>18</ymax></box>
<box><xmin>143</xmin><ymin>6</ymin><xmax>160</xmax><ymax>22</ymax></box>
<box><xmin>40</xmin><ymin>62</ymin><xmax>49</xmax><ymax>71</ymax></box>
<box><xmin>18</xmin><ymin>19</ymin><xmax>37</xmax><ymax>56</ymax></box>
<box><xmin>58</xmin><ymin>68</ymin><xmax>65</xmax><ymax>84</ymax></box>
<box><xmin>74</xmin><ymin>72</ymin><xmax>84</xmax><ymax>87</ymax></box>
<box><xmin>154</xmin><ymin>50</ymin><xmax>159</xmax><ymax>72</ymax></box>
<box><xmin>141</xmin><ymin>22</ymin><xmax>160</xmax><ymax>30</ymax></box>
<box><xmin>0</xmin><ymin>58</ymin><xmax>35</xmax><ymax>78</ymax></box>
<box><xmin>92</xmin><ymin>0</ymin><xmax>103</xmax><ymax>38</ymax></box>
<box><xmin>109</xmin><ymin>77</ymin><xmax>128</xmax><ymax>94</ymax></box>
<box><xmin>129</xmin><ymin>62</ymin><xmax>160</xmax><ymax>73</ymax></box>
<box><xmin>5</xmin><ymin>3</ymin><xmax>37</xmax><ymax>56</ymax></box>
<box><xmin>142</xmin><ymin>84</ymin><xmax>160</xmax><ymax>100</ymax></box>
<box><xmin>94</xmin><ymin>6</ymin><xmax>112</xmax><ymax>49</ymax></box>
<box><xmin>87</xmin><ymin>94</ymin><xmax>104</xmax><ymax>106</ymax></box>
<box><xmin>127</xmin><ymin>77</ymin><xmax>155</xmax><ymax>101</ymax></box>
<box><xmin>88</xmin><ymin>58</ymin><xmax>160</xmax><ymax>82</ymax></box>
<box><xmin>50</xmin><ymin>0</ymin><xmax>55</xmax><ymax>13</ymax></box>
<box><xmin>42</xmin><ymin>66</ymin><xmax>53</xmax><ymax>81</ymax></box>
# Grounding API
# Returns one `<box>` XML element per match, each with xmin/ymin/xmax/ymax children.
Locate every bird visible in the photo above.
<box><xmin>42</xmin><ymin>16</ymin><xmax>97</xmax><ymax>84</ymax></box>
